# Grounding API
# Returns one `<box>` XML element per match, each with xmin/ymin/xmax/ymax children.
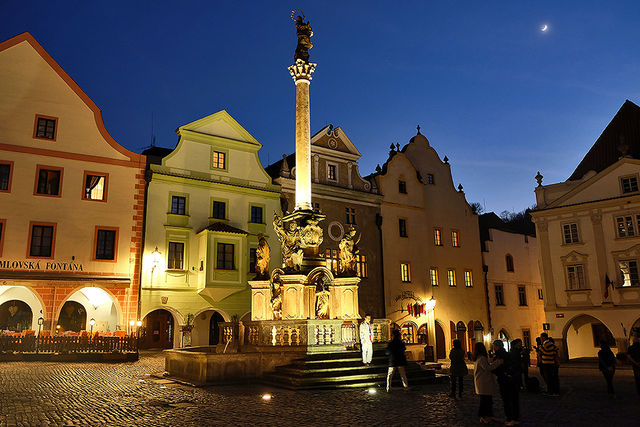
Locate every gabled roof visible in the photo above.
<box><xmin>199</xmin><ymin>222</ymin><xmax>248</xmax><ymax>235</ymax></box>
<box><xmin>569</xmin><ymin>100</ymin><xmax>640</xmax><ymax>181</ymax></box>
<box><xmin>478</xmin><ymin>212</ymin><xmax>536</xmax><ymax>251</ymax></box>
<box><xmin>177</xmin><ymin>110</ymin><xmax>261</xmax><ymax>148</ymax></box>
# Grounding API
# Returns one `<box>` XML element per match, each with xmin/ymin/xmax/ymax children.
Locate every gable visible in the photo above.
<box><xmin>178</xmin><ymin>110</ymin><xmax>260</xmax><ymax>147</ymax></box>
<box><xmin>311</xmin><ymin>125</ymin><xmax>361</xmax><ymax>159</ymax></box>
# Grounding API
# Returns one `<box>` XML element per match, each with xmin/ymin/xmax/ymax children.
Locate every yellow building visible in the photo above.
<box><xmin>140</xmin><ymin>111</ymin><xmax>281</xmax><ymax>348</ymax></box>
<box><xmin>0</xmin><ymin>33</ymin><xmax>145</xmax><ymax>335</ymax></box>
<box><xmin>532</xmin><ymin>100</ymin><xmax>640</xmax><ymax>359</ymax></box>
<box><xmin>373</xmin><ymin>129</ymin><xmax>488</xmax><ymax>359</ymax></box>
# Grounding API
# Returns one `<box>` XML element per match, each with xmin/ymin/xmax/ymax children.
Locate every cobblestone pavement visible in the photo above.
<box><xmin>0</xmin><ymin>352</ymin><xmax>637</xmax><ymax>426</ymax></box>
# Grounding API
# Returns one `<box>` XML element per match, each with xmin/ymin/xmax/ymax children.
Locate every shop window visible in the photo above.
<box><xmin>216</xmin><ymin>243</ymin><xmax>235</xmax><ymax>270</ymax></box>
<box><xmin>83</xmin><ymin>172</ymin><xmax>107</xmax><ymax>201</ymax></box>
<box><xmin>35</xmin><ymin>166</ymin><xmax>62</xmax><ymax>196</ymax></box>
<box><xmin>250</xmin><ymin>206</ymin><xmax>263</xmax><ymax>224</ymax></box>
<box><xmin>401</xmin><ymin>263</ymin><xmax>411</xmax><ymax>282</ymax></box>
<box><xmin>94</xmin><ymin>228</ymin><xmax>117</xmax><ymax>261</ymax></box>
<box><xmin>34</xmin><ymin>115</ymin><xmax>57</xmax><ymax>140</ymax></box>
<box><xmin>167</xmin><ymin>242</ymin><xmax>185</xmax><ymax>270</ymax></box>
<box><xmin>28</xmin><ymin>223</ymin><xmax>55</xmax><ymax>258</ymax></box>
<box><xmin>212</xmin><ymin>201</ymin><xmax>226</xmax><ymax>219</ymax></box>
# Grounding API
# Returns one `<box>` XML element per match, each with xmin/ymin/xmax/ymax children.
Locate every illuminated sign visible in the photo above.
<box><xmin>0</xmin><ymin>260</ymin><xmax>84</xmax><ymax>271</ymax></box>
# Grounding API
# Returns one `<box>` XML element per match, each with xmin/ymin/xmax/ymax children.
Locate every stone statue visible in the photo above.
<box><xmin>273</xmin><ymin>213</ymin><xmax>303</xmax><ymax>271</ymax></box>
<box><xmin>293</xmin><ymin>12</ymin><xmax>313</xmax><ymax>62</ymax></box>
<box><xmin>314</xmin><ymin>276</ymin><xmax>330</xmax><ymax>319</ymax></box>
<box><xmin>300</xmin><ymin>217</ymin><xmax>323</xmax><ymax>248</ymax></box>
<box><xmin>270</xmin><ymin>280</ymin><xmax>282</xmax><ymax>320</ymax></box>
<box><xmin>254</xmin><ymin>233</ymin><xmax>270</xmax><ymax>279</ymax></box>
<box><xmin>338</xmin><ymin>226</ymin><xmax>360</xmax><ymax>276</ymax></box>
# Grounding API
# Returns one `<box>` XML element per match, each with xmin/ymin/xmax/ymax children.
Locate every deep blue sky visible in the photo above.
<box><xmin>3</xmin><ymin>1</ymin><xmax>640</xmax><ymax>213</ymax></box>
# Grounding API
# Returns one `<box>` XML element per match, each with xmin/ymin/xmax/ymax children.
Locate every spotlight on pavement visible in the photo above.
<box><xmin>368</xmin><ymin>388</ymin><xmax>377</xmax><ymax>395</ymax></box>
<box><xmin>262</xmin><ymin>393</ymin><xmax>272</xmax><ymax>400</ymax></box>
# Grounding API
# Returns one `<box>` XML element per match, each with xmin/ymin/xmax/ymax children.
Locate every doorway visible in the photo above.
<box><xmin>141</xmin><ymin>309</ymin><xmax>174</xmax><ymax>349</ymax></box>
<box><xmin>435</xmin><ymin>322</ymin><xmax>446</xmax><ymax>359</ymax></box>
<box><xmin>209</xmin><ymin>311</ymin><xmax>225</xmax><ymax>345</ymax></box>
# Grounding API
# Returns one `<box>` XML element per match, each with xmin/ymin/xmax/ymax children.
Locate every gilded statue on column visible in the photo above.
<box><xmin>300</xmin><ymin>217</ymin><xmax>323</xmax><ymax>248</ymax></box>
<box><xmin>292</xmin><ymin>10</ymin><xmax>313</xmax><ymax>62</ymax></box>
<box><xmin>254</xmin><ymin>233</ymin><xmax>270</xmax><ymax>279</ymax></box>
<box><xmin>338</xmin><ymin>226</ymin><xmax>360</xmax><ymax>276</ymax></box>
<box><xmin>273</xmin><ymin>213</ymin><xmax>303</xmax><ymax>271</ymax></box>
<box><xmin>314</xmin><ymin>276</ymin><xmax>330</xmax><ymax>319</ymax></box>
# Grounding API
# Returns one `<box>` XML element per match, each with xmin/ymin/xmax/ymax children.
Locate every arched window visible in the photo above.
<box><xmin>506</xmin><ymin>254</ymin><xmax>514</xmax><ymax>272</ymax></box>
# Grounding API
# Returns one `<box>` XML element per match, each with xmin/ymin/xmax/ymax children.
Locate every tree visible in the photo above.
<box><xmin>470</xmin><ymin>202</ymin><xmax>484</xmax><ymax>215</ymax></box>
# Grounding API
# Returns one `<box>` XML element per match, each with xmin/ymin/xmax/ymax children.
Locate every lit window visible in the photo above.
<box><xmin>451</xmin><ymin>230</ymin><xmax>460</xmax><ymax>247</ymax></box>
<box><xmin>84</xmin><ymin>174</ymin><xmax>106</xmax><ymax>201</ymax></box>
<box><xmin>345</xmin><ymin>208</ymin><xmax>356</xmax><ymax>225</ymax></box>
<box><xmin>538</xmin><ymin>289</ymin><xmax>544</xmax><ymax>300</ymax></box>
<box><xmin>621</xmin><ymin>176</ymin><xmax>639</xmax><ymax>194</ymax></box>
<box><xmin>562</xmin><ymin>223</ymin><xmax>579</xmax><ymax>244</ymax></box>
<box><xmin>212</xmin><ymin>201</ymin><xmax>226</xmax><ymax>219</ymax></box>
<box><xmin>401</xmin><ymin>324</ymin><xmax>416</xmax><ymax>344</ymax></box>
<box><xmin>401</xmin><ymin>263</ymin><xmax>411</xmax><ymax>282</ymax></box>
<box><xmin>447</xmin><ymin>269</ymin><xmax>456</xmax><ymax>287</ymax></box>
<box><xmin>356</xmin><ymin>254</ymin><xmax>368</xmax><ymax>278</ymax></box>
<box><xmin>434</xmin><ymin>229</ymin><xmax>442</xmax><ymax>246</ymax></box>
<box><xmin>616</xmin><ymin>215</ymin><xmax>637</xmax><ymax>238</ymax></box>
<box><xmin>429</xmin><ymin>268</ymin><xmax>439</xmax><ymax>287</ymax></box>
<box><xmin>327</xmin><ymin>164</ymin><xmax>337</xmax><ymax>181</ymax></box>
<box><xmin>325</xmin><ymin>248</ymin><xmax>339</xmax><ymax>273</ymax></box>
<box><xmin>212</xmin><ymin>151</ymin><xmax>226</xmax><ymax>169</ymax></box>
<box><xmin>35</xmin><ymin>167</ymin><xmax>62</xmax><ymax>196</ymax></box>
<box><xmin>506</xmin><ymin>254</ymin><xmax>514</xmax><ymax>272</ymax></box>
<box><xmin>171</xmin><ymin>196</ymin><xmax>186</xmax><ymax>215</ymax></box>
<box><xmin>249</xmin><ymin>248</ymin><xmax>257</xmax><ymax>273</ymax></box>
<box><xmin>95</xmin><ymin>229</ymin><xmax>116</xmax><ymax>260</ymax></box>
<box><xmin>518</xmin><ymin>286</ymin><xmax>527</xmax><ymax>306</ymax></box>
<box><xmin>566</xmin><ymin>264</ymin><xmax>586</xmax><ymax>290</ymax></box>
<box><xmin>250</xmin><ymin>206</ymin><xmax>263</xmax><ymax>224</ymax></box>
<box><xmin>167</xmin><ymin>242</ymin><xmax>184</xmax><ymax>270</ymax></box>
<box><xmin>34</xmin><ymin>116</ymin><xmax>57</xmax><ymax>140</ymax></box>
<box><xmin>464</xmin><ymin>270</ymin><xmax>473</xmax><ymax>287</ymax></box>
<box><xmin>398</xmin><ymin>180</ymin><xmax>407</xmax><ymax>194</ymax></box>
<box><xmin>495</xmin><ymin>284</ymin><xmax>504</xmax><ymax>306</ymax></box>
<box><xmin>427</xmin><ymin>174</ymin><xmax>434</xmax><ymax>184</ymax></box>
<box><xmin>399</xmin><ymin>219</ymin><xmax>407</xmax><ymax>237</ymax></box>
<box><xmin>216</xmin><ymin>243</ymin><xmax>235</xmax><ymax>270</ymax></box>
<box><xmin>619</xmin><ymin>260</ymin><xmax>640</xmax><ymax>287</ymax></box>
<box><xmin>29</xmin><ymin>224</ymin><xmax>54</xmax><ymax>258</ymax></box>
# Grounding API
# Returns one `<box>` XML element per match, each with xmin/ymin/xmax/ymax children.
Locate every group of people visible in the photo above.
<box><xmin>598</xmin><ymin>333</ymin><xmax>640</xmax><ymax>396</ymax></box>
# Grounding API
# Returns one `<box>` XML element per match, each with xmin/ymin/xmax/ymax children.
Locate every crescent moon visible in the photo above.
<box><xmin>541</xmin><ymin>24</ymin><xmax>548</xmax><ymax>32</ymax></box>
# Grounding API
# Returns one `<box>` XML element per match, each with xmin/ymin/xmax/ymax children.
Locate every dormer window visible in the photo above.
<box><xmin>621</xmin><ymin>176</ymin><xmax>639</xmax><ymax>194</ymax></box>
<box><xmin>327</xmin><ymin>164</ymin><xmax>337</xmax><ymax>181</ymax></box>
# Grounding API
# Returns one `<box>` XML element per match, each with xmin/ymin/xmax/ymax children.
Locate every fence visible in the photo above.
<box><xmin>0</xmin><ymin>335</ymin><xmax>138</xmax><ymax>354</ymax></box>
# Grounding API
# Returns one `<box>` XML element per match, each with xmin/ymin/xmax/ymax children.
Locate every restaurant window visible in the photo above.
<box><xmin>35</xmin><ymin>167</ymin><xmax>62</xmax><ymax>196</ymax></box>
<box><xmin>34</xmin><ymin>115</ymin><xmax>57</xmax><ymax>140</ymax></box>
<box><xmin>345</xmin><ymin>208</ymin><xmax>356</xmax><ymax>225</ymax></box>
<box><xmin>518</xmin><ymin>286</ymin><xmax>527</xmax><ymax>306</ymax></box>
<box><xmin>95</xmin><ymin>228</ymin><xmax>117</xmax><ymax>260</ymax></box>
<box><xmin>29</xmin><ymin>224</ymin><xmax>55</xmax><ymax>258</ymax></box>
<box><xmin>621</xmin><ymin>176</ymin><xmax>639</xmax><ymax>194</ymax></box>
<box><xmin>325</xmin><ymin>248</ymin><xmax>339</xmax><ymax>273</ymax></box>
<box><xmin>398</xmin><ymin>180</ymin><xmax>407</xmax><ymax>194</ymax></box>
<box><xmin>212</xmin><ymin>201</ymin><xmax>226</xmax><ymax>219</ymax></box>
<box><xmin>434</xmin><ymin>228</ymin><xmax>442</xmax><ymax>246</ymax></box>
<box><xmin>506</xmin><ymin>254</ymin><xmax>514</xmax><ymax>272</ymax></box>
<box><xmin>566</xmin><ymin>264</ymin><xmax>586</xmax><ymax>290</ymax></box>
<box><xmin>495</xmin><ymin>284</ymin><xmax>504</xmax><ymax>306</ymax></box>
<box><xmin>401</xmin><ymin>263</ymin><xmax>411</xmax><ymax>282</ymax></box>
<box><xmin>212</xmin><ymin>151</ymin><xmax>226</xmax><ymax>169</ymax></box>
<box><xmin>451</xmin><ymin>230</ymin><xmax>460</xmax><ymax>247</ymax></box>
<box><xmin>447</xmin><ymin>269</ymin><xmax>456</xmax><ymax>287</ymax></box>
<box><xmin>216</xmin><ymin>243</ymin><xmax>235</xmax><ymax>270</ymax></box>
<box><xmin>249</xmin><ymin>248</ymin><xmax>257</xmax><ymax>273</ymax></box>
<box><xmin>167</xmin><ymin>242</ymin><xmax>185</xmax><ymax>270</ymax></box>
<box><xmin>83</xmin><ymin>173</ymin><xmax>107</xmax><ymax>201</ymax></box>
<box><xmin>464</xmin><ymin>270</ymin><xmax>473</xmax><ymax>287</ymax></box>
<box><xmin>429</xmin><ymin>268</ymin><xmax>439</xmax><ymax>287</ymax></box>
<box><xmin>0</xmin><ymin>162</ymin><xmax>12</xmax><ymax>192</ymax></box>
<box><xmin>356</xmin><ymin>254</ymin><xmax>368</xmax><ymax>278</ymax></box>
<box><xmin>399</xmin><ymin>219</ymin><xmax>407</xmax><ymax>237</ymax></box>
<box><xmin>250</xmin><ymin>206</ymin><xmax>263</xmax><ymax>224</ymax></box>
<box><xmin>171</xmin><ymin>196</ymin><xmax>186</xmax><ymax>215</ymax></box>
<box><xmin>327</xmin><ymin>164</ymin><xmax>337</xmax><ymax>181</ymax></box>
<box><xmin>562</xmin><ymin>223</ymin><xmax>579</xmax><ymax>244</ymax></box>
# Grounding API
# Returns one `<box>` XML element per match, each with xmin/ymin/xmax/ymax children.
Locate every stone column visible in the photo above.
<box><xmin>288</xmin><ymin>59</ymin><xmax>316</xmax><ymax>211</ymax></box>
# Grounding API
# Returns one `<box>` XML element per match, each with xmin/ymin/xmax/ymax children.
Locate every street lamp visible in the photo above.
<box><xmin>36</xmin><ymin>317</ymin><xmax>44</xmax><ymax>353</ymax></box>
<box><xmin>129</xmin><ymin>319</ymin><xmax>135</xmax><ymax>335</ymax></box>
<box><xmin>151</xmin><ymin>246</ymin><xmax>161</xmax><ymax>273</ymax></box>
<box><xmin>89</xmin><ymin>318</ymin><xmax>96</xmax><ymax>344</ymax></box>
<box><xmin>56</xmin><ymin>324</ymin><xmax>61</xmax><ymax>335</ymax></box>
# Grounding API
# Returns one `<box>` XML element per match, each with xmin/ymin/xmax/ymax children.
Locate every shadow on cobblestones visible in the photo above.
<box><xmin>0</xmin><ymin>353</ymin><xmax>637</xmax><ymax>426</ymax></box>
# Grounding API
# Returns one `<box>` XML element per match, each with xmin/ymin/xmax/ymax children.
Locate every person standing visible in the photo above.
<box><xmin>492</xmin><ymin>340</ymin><xmax>518</xmax><ymax>425</ymax></box>
<box><xmin>449</xmin><ymin>339</ymin><xmax>468</xmax><ymax>398</ymax></box>
<box><xmin>386</xmin><ymin>329</ymin><xmax>409</xmax><ymax>392</ymax></box>
<box><xmin>598</xmin><ymin>341</ymin><xmax>616</xmax><ymax>395</ymax></box>
<box><xmin>534</xmin><ymin>337</ymin><xmax>546</xmax><ymax>390</ymax></box>
<box><xmin>506</xmin><ymin>339</ymin><xmax>523</xmax><ymax>424</ymax></box>
<box><xmin>521</xmin><ymin>344</ymin><xmax>531</xmax><ymax>390</ymax></box>
<box><xmin>626</xmin><ymin>334</ymin><xmax>640</xmax><ymax>395</ymax></box>
<box><xmin>473</xmin><ymin>342</ymin><xmax>502</xmax><ymax>424</ymax></box>
<box><xmin>359</xmin><ymin>314</ymin><xmax>373</xmax><ymax>365</ymax></box>
<box><xmin>540</xmin><ymin>333</ymin><xmax>560</xmax><ymax>396</ymax></box>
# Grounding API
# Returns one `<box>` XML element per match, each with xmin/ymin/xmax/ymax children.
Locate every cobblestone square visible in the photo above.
<box><xmin>0</xmin><ymin>353</ymin><xmax>637</xmax><ymax>426</ymax></box>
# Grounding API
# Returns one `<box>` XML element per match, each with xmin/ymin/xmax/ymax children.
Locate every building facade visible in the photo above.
<box><xmin>140</xmin><ymin>111</ymin><xmax>281</xmax><ymax>348</ymax></box>
<box><xmin>373</xmin><ymin>130</ymin><xmax>488</xmax><ymax>359</ymax></box>
<box><xmin>531</xmin><ymin>100</ymin><xmax>640</xmax><ymax>359</ymax></box>
<box><xmin>479</xmin><ymin>213</ymin><xmax>546</xmax><ymax>351</ymax></box>
<box><xmin>0</xmin><ymin>33</ymin><xmax>145</xmax><ymax>335</ymax></box>
<box><xmin>266</xmin><ymin>125</ymin><xmax>385</xmax><ymax>318</ymax></box>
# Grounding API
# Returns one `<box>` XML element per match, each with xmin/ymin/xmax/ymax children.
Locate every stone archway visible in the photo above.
<box><xmin>563</xmin><ymin>314</ymin><xmax>616</xmax><ymax>359</ymax></box>
<box><xmin>56</xmin><ymin>287</ymin><xmax>121</xmax><ymax>334</ymax></box>
<box><xmin>0</xmin><ymin>300</ymin><xmax>33</xmax><ymax>332</ymax></box>
<box><xmin>191</xmin><ymin>309</ymin><xmax>227</xmax><ymax>346</ymax></box>
<box><xmin>0</xmin><ymin>285</ymin><xmax>45</xmax><ymax>331</ymax></box>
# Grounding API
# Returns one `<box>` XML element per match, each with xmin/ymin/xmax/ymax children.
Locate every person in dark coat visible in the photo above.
<box><xmin>598</xmin><ymin>341</ymin><xmax>616</xmax><ymax>395</ymax></box>
<box><xmin>449</xmin><ymin>339</ymin><xmax>468</xmax><ymax>398</ymax></box>
<box><xmin>386</xmin><ymin>329</ymin><xmax>408</xmax><ymax>392</ymax></box>
<box><xmin>521</xmin><ymin>345</ymin><xmax>531</xmax><ymax>389</ymax></box>
<box><xmin>492</xmin><ymin>340</ymin><xmax>520</xmax><ymax>425</ymax></box>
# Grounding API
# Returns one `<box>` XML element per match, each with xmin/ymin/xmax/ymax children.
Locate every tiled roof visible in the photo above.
<box><xmin>200</xmin><ymin>222</ymin><xmax>248</xmax><ymax>235</ymax></box>
<box><xmin>569</xmin><ymin>100</ymin><xmax>640</xmax><ymax>181</ymax></box>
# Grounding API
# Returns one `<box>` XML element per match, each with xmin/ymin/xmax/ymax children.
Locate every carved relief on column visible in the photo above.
<box><xmin>313</xmin><ymin>154</ymin><xmax>320</xmax><ymax>183</ymax></box>
<box><xmin>347</xmin><ymin>162</ymin><xmax>353</xmax><ymax>189</ymax></box>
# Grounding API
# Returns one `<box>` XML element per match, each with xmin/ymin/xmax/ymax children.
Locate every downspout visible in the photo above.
<box><xmin>376</xmin><ymin>213</ymin><xmax>385</xmax><ymax>319</ymax></box>
<box><xmin>483</xmin><ymin>264</ymin><xmax>492</xmax><ymax>333</ymax></box>
<box><xmin>136</xmin><ymin>168</ymin><xmax>152</xmax><ymax>320</ymax></box>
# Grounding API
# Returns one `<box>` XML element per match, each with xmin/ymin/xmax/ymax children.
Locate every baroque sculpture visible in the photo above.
<box><xmin>273</xmin><ymin>213</ymin><xmax>303</xmax><ymax>271</ymax></box>
<box><xmin>338</xmin><ymin>226</ymin><xmax>360</xmax><ymax>276</ymax></box>
<box><xmin>300</xmin><ymin>217</ymin><xmax>323</xmax><ymax>247</ymax></box>
<box><xmin>270</xmin><ymin>280</ymin><xmax>282</xmax><ymax>320</ymax></box>
<box><xmin>254</xmin><ymin>233</ymin><xmax>270</xmax><ymax>279</ymax></box>
<box><xmin>315</xmin><ymin>276</ymin><xmax>330</xmax><ymax>319</ymax></box>
<box><xmin>292</xmin><ymin>10</ymin><xmax>313</xmax><ymax>62</ymax></box>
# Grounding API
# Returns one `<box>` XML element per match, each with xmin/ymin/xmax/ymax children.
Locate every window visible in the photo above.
<box><xmin>621</xmin><ymin>176</ymin><xmax>639</xmax><ymax>194</ymax></box>
<box><xmin>495</xmin><ymin>284</ymin><xmax>504</xmax><ymax>306</ymax></box>
<box><xmin>167</xmin><ymin>242</ymin><xmax>185</xmax><ymax>270</ymax></box>
<box><xmin>212</xmin><ymin>151</ymin><xmax>226</xmax><ymax>169</ymax></box>
<box><xmin>83</xmin><ymin>173</ymin><xmax>107</xmax><ymax>201</ymax></box>
<box><xmin>34</xmin><ymin>115</ymin><xmax>57</xmax><ymax>140</ymax></box>
<box><xmin>28</xmin><ymin>223</ymin><xmax>55</xmax><ymax>258</ymax></box>
<box><xmin>212</xmin><ymin>201</ymin><xmax>226</xmax><ymax>219</ymax></box>
<box><xmin>250</xmin><ymin>206</ymin><xmax>263</xmax><ymax>224</ymax></box>
<box><xmin>249</xmin><ymin>248</ymin><xmax>257</xmax><ymax>273</ymax></box>
<box><xmin>619</xmin><ymin>260</ymin><xmax>640</xmax><ymax>287</ymax></box>
<box><xmin>615</xmin><ymin>214</ymin><xmax>640</xmax><ymax>238</ymax></box>
<box><xmin>95</xmin><ymin>228</ymin><xmax>117</xmax><ymax>260</ymax></box>
<box><xmin>0</xmin><ymin>219</ymin><xmax>5</xmax><ymax>257</ymax></box>
<box><xmin>506</xmin><ymin>254</ymin><xmax>514</xmax><ymax>272</ymax></box>
<box><xmin>216</xmin><ymin>243</ymin><xmax>235</xmax><ymax>270</ymax></box>
<box><xmin>562</xmin><ymin>223</ymin><xmax>579</xmax><ymax>244</ymax></box>
<box><xmin>356</xmin><ymin>254</ymin><xmax>368</xmax><ymax>278</ymax></box>
<box><xmin>0</xmin><ymin>162</ymin><xmax>12</xmax><ymax>192</ymax></box>
<box><xmin>35</xmin><ymin>166</ymin><xmax>62</xmax><ymax>196</ymax></box>
<box><xmin>325</xmin><ymin>248</ymin><xmax>339</xmax><ymax>273</ymax></box>
<box><xmin>171</xmin><ymin>196</ymin><xmax>186</xmax><ymax>215</ymax></box>
<box><xmin>434</xmin><ymin>228</ymin><xmax>442</xmax><ymax>246</ymax></box>
<box><xmin>401</xmin><ymin>324</ymin><xmax>416</xmax><ymax>344</ymax></box>
<box><xmin>447</xmin><ymin>269</ymin><xmax>456</xmax><ymax>287</ymax></box>
<box><xmin>426</xmin><ymin>174</ymin><xmax>434</xmax><ymax>184</ymax></box>
<box><xmin>464</xmin><ymin>270</ymin><xmax>473</xmax><ymax>287</ymax></box>
<box><xmin>399</xmin><ymin>219</ymin><xmax>407</xmax><ymax>237</ymax></box>
<box><xmin>398</xmin><ymin>180</ymin><xmax>407</xmax><ymax>194</ymax></box>
<box><xmin>345</xmin><ymin>208</ymin><xmax>356</xmax><ymax>225</ymax></box>
<box><xmin>451</xmin><ymin>230</ymin><xmax>460</xmax><ymax>247</ymax></box>
<box><xmin>401</xmin><ymin>263</ymin><xmax>411</xmax><ymax>282</ymax></box>
<box><xmin>522</xmin><ymin>329</ymin><xmax>531</xmax><ymax>349</ymax></box>
<box><xmin>429</xmin><ymin>268</ymin><xmax>439</xmax><ymax>287</ymax></box>
<box><xmin>538</xmin><ymin>289</ymin><xmax>544</xmax><ymax>300</ymax></box>
<box><xmin>327</xmin><ymin>164</ymin><xmax>337</xmax><ymax>181</ymax></box>
<box><xmin>566</xmin><ymin>264</ymin><xmax>586</xmax><ymax>290</ymax></box>
<box><xmin>518</xmin><ymin>286</ymin><xmax>527</xmax><ymax>306</ymax></box>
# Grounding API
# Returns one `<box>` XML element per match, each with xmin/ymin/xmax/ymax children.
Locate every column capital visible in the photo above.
<box><xmin>289</xmin><ymin>59</ymin><xmax>317</xmax><ymax>83</ymax></box>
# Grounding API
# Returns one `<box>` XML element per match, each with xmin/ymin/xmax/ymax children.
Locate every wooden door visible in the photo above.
<box><xmin>141</xmin><ymin>310</ymin><xmax>173</xmax><ymax>349</ymax></box>
<box><xmin>435</xmin><ymin>322</ymin><xmax>446</xmax><ymax>360</ymax></box>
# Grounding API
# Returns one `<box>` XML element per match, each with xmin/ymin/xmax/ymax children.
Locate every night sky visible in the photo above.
<box><xmin>3</xmin><ymin>1</ymin><xmax>640</xmax><ymax>214</ymax></box>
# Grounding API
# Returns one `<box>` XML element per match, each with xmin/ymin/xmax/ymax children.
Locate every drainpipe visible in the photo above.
<box><xmin>483</xmin><ymin>264</ymin><xmax>492</xmax><ymax>333</ymax></box>
<box><xmin>136</xmin><ymin>168</ymin><xmax>152</xmax><ymax>321</ymax></box>
<box><xmin>376</xmin><ymin>213</ymin><xmax>385</xmax><ymax>318</ymax></box>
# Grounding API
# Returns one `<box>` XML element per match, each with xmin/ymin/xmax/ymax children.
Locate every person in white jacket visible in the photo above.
<box><xmin>473</xmin><ymin>342</ymin><xmax>503</xmax><ymax>424</ymax></box>
<box><xmin>359</xmin><ymin>315</ymin><xmax>373</xmax><ymax>365</ymax></box>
